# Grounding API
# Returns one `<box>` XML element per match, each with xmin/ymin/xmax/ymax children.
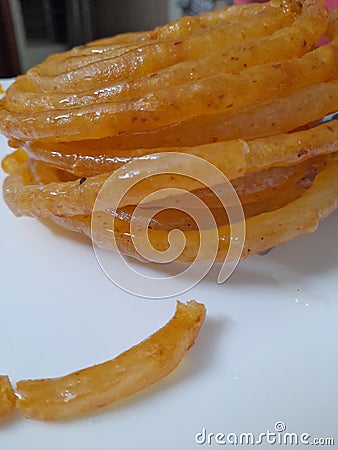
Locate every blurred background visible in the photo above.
<box><xmin>0</xmin><ymin>0</ymin><xmax>230</xmax><ymax>77</ymax></box>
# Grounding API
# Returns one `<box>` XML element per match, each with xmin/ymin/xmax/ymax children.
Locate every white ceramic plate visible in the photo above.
<box><xmin>1</xmin><ymin>78</ymin><xmax>337</xmax><ymax>449</ymax></box>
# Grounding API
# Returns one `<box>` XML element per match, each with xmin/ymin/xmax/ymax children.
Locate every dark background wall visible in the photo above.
<box><xmin>94</xmin><ymin>0</ymin><xmax>168</xmax><ymax>38</ymax></box>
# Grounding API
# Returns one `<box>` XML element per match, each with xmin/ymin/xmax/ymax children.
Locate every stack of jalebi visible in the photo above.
<box><xmin>1</xmin><ymin>0</ymin><xmax>338</xmax><ymax>262</ymax></box>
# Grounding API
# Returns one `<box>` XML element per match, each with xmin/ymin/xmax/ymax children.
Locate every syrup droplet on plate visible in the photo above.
<box><xmin>272</xmin><ymin>267</ymin><xmax>328</xmax><ymax>306</ymax></box>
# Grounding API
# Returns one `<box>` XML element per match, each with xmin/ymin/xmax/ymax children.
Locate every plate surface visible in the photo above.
<box><xmin>0</xmin><ymin>78</ymin><xmax>337</xmax><ymax>450</ymax></box>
